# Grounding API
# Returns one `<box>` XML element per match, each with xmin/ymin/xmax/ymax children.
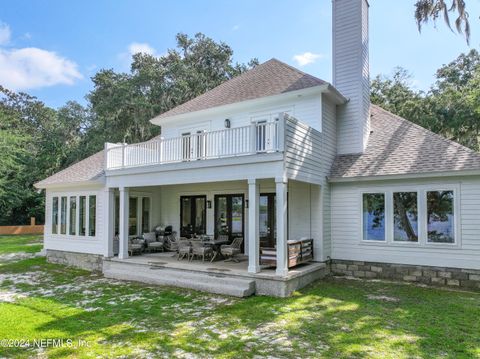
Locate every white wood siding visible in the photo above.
<box><xmin>161</xmin><ymin>95</ymin><xmax>322</xmax><ymax>139</ymax></box>
<box><xmin>333</xmin><ymin>0</ymin><xmax>370</xmax><ymax>154</ymax></box>
<box><xmin>331</xmin><ymin>176</ymin><xmax>480</xmax><ymax>269</ymax></box>
<box><xmin>44</xmin><ymin>187</ymin><xmax>105</xmax><ymax>255</ymax></box>
<box><xmin>284</xmin><ymin>96</ymin><xmax>337</xmax><ymax>260</ymax></box>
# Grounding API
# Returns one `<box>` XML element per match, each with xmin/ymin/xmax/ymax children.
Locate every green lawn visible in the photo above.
<box><xmin>0</xmin><ymin>235</ymin><xmax>42</xmax><ymax>254</ymax></box>
<box><xmin>0</xmin><ymin>235</ymin><xmax>479</xmax><ymax>358</ymax></box>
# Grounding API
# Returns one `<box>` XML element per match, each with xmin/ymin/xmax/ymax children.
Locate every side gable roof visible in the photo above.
<box><xmin>34</xmin><ymin>150</ymin><xmax>105</xmax><ymax>188</ymax></box>
<box><xmin>153</xmin><ymin>58</ymin><xmax>328</xmax><ymax>120</ymax></box>
<box><xmin>330</xmin><ymin>105</ymin><xmax>480</xmax><ymax>180</ymax></box>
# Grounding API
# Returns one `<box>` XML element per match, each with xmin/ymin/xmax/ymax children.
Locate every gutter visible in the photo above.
<box><xmin>328</xmin><ymin>169</ymin><xmax>480</xmax><ymax>183</ymax></box>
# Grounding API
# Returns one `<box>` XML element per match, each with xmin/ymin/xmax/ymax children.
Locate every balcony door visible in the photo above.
<box><xmin>182</xmin><ymin>129</ymin><xmax>206</xmax><ymax>161</ymax></box>
<box><xmin>259</xmin><ymin>193</ymin><xmax>276</xmax><ymax>248</ymax></box>
<box><xmin>180</xmin><ymin>196</ymin><xmax>206</xmax><ymax>238</ymax></box>
<box><xmin>215</xmin><ymin>194</ymin><xmax>245</xmax><ymax>245</ymax></box>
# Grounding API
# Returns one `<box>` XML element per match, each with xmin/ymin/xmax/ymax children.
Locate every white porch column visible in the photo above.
<box><xmin>247</xmin><ymin>178</ymin><xmax>260</xmax><ymax>273</ymax></box>
<box><xmin>103</xmin><ymin>187</ymin><xmax>115</xmax><ymax>257</ymax></box>
<box><xmin>119</xmin><ymin>187</ymin><xmax>129</xmax><ymax>259</ymax></box>
<box><xmin>275</xmin><ymin>178</ymin><xmax>288</xmax><ymax>277</ymax></box>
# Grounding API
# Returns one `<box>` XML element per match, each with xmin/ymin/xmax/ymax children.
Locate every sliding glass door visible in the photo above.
<box><xmin>214</xmin><ymin>194</ymin><xmax>245</xmax><ymax>243</ymax></box>
<box><xmin>180</xmin><ymin>196</ymin><xmax>207</xmax><ymax>238</ymax></box>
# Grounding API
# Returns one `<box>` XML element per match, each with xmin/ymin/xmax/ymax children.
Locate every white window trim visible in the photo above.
<box><xmin>358</xmin><ymin>184</ymin><xmax>461</xmax><ymax>249</ymax></box>
<box><xmin>49</xmin><ymin>191</ymin><xmax>98</xmax><ymax>240</ymax></box>
<box><xmin>359</xmin><ymin>191</ymin><xmax>387</xmax><ymax>243</ymax></box>
<box><xmin>113</xmin><ymin>193</ymin><xmax>153</xmax><ymax>237</ymax></box>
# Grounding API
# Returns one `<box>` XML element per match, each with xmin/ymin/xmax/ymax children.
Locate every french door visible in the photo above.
<box><xmin>180</xmin><ymin>196</ymin><xmax>206</xmax><ymax>238</ymax></box>
<box><xmin>259</xmin><ymin>193</ymin><xmax>276</xmax><ymax>248</ymax></box>
<box><xmin>214</xmin><ymin>194</ymin><xmax>245</xmax><ymax>245</ymax></box>
<box><xmin>182</xmin><ymin>130</ymin><xmax>206</xmax><ymax>161</ymax></box>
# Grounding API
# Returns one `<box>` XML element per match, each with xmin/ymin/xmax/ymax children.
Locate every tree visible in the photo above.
<box><xmin>0</xmin><ymin>87</ymin><xmax>90</xmax><ymax>225</ymax></box>
<box><xmin>415</xmin><ymin>0</ymin><xmax>470</xmax><ymax>44</ymax></box>
<box><xmin>371</xmin><ymin>50</ymin><xmax>480</xmax><ymax>151</ymax></box>
<box><xmin>87</xmin><ymin>33</ymin><xmax>257</xmax><ymax>152</ymax></box>
<box><xmin>371</xmin><ymin>67</ymin><xmax>435</xmax><ymax>130</ymax></box>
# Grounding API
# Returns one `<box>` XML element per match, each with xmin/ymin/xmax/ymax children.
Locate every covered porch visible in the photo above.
<box><xmin>102</xmin><ymin>178</ymin><xmax>323</xmax><ymax>278</ymax></box>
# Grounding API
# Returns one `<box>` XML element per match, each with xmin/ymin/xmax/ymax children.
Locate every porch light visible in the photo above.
<box><xmin>207</xmin><ymin>200</ymin><xmax>212</xmax><ymax>209</ymax></box>
<box><xmin>224</xmin><ymin>119</ymin><xmax>231</xmax><ymax>128</ymax></box>
<box><xmin>245</xmin><ymin>199</ymin><xmax>249</xmax><ymax>208</ymax></box>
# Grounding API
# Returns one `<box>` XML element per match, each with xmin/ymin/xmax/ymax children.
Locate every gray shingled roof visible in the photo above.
<box><xmin>154</xmin><ymin>58</ymin><xmax>327</xmax><ymax>120</ymax></box>
<box><xmin>34</xmin><ymin>150</ymin><xmax>105</xmax><ymax>188</ymax></box>
<box><xmin>330</xmin><ymin>105</ymin><xmax>480</xmax><ymax>179</ymax></box>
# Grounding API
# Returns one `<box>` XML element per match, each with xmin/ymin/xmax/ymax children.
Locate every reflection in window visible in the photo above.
<box><xmin>60</xmin><ymin>197</ymin><xmax>67</xmax><ymax>234</ymax></box>
<box><xmin>393</xmin><ymin>192</ymin><xmax>418</xmax><ymax>242</ymax></box>
<box><xmin>427</xmin><ymin>190</ymin><xmax>454</xmax><ymax>243</ymax></box>
<box><xmin>79</xmin><ymin>196</ymin><xmax>86</xmax><ymax>236</ymax></box>
<box><xmin>89</xmin><ymin>195</ymin><xmax>96</xmax><ymax>236</ymax></box>
<box><xmin>129</xmin><ymin>197</ymin><xmax>138</xmax><ymax>236</ymax></box>
<box><xmin>52</xmin><ymin>197</ymin><xmax>59</xmax><ymax>234</ymax></box>
<box><xmin>69</xmin><ymin>196</ymin><xmax>76</xmax><ymax>235</ymax></box>
<box><xmin>362</xmin><ymin>193</ymin><xmax>385</xmax><ymax>241</ymax></box>
<box><xmin>142</xmin><ymin>197</ymin><xmax>150</xmax><ymax>233</ymax></box>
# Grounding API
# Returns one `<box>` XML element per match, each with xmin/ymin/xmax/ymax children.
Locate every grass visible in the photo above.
<box><xmin>0</xmin><ymin>235</ymin><xmax>480</xmax><ymax>358</ymax></box>
<box><xmin>0</xmin><ymin>235</ymin><xmax>43</xmax><ymax>254</ymax></box>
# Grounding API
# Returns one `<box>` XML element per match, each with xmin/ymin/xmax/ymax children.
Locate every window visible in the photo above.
<box><xmin>60</xmin><ymin>197</ymin><xmax>67</xmax><ymax>234</ymax></box>
<box><xmin>52</xmin><ymin>197</ymin><xmax>59</xmax><ymax>234</ymax></box>
<box><xmin>79</xmin><ymin>196</ymin><xmax>86</xmax><ymax>236</ymax></box>
<box><xmin>89</xmin><ymin>195</ymin><xmax>96</xmax><ymax>236</ymax></box>
<box><xmin>362</xmin><ymin>193</ymin><xmax>385</xmax><ymax>241</ymax></box>
<box><xmin>393</xmin><ymin>192</ymin><xmax>418</xmax><ymax>242</ymax></box>
<box><xmin>427</xmin><ymin>190</ymin><xmax>455</xmax><ymax>243</ymax></box>
<box><xmin>129</xmin><ymin>197</ymin><xmax>138</xmax><ymax>236</ymax></box>
<box><xmin>142</xmin><ymin>197</ymin><xmax>150</xmax><ymax>233</ymax></box>
<box><xmin>69</xmin><ymin>196</ymin><xmax>76</xmax><ymax>235</ymax></box>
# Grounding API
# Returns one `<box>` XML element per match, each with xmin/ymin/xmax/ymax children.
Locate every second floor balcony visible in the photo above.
<box><xmin>106</xmin><ymin>115</ymin><xmax>286</xmax><ymax>170</ymax></box>
<box><xmin>105</xmin><ymin>112</ymin><xmax>322</xmax><ymax>176</ymax></box>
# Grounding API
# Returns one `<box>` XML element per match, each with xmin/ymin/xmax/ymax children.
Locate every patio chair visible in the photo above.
<box><xmin>177</xmin><ymin>239</ymin><xmax>191</xmax><ymax>260</ymax></box>
<box><xmin>144</xmin><ymin>232</ymin><xmax>163</xmax><ymax>253</ymax></box>
<box><xmin>190</xmin><ymin>240</ymin><xmax>213</xmax><ymax>262</ymax></box>
<box><xmin>164</xmin><ymin>232</ymin><xmax>179</xmax><ymax>252</ymax></box>
<box><xmin>220</xmin><ymin>237</ymin><xmax>244</xmax><ymax>262</ymax></box>
<box><xmin>216</xmin><ymin>234</ymin><xmax>229</xmax><ymax>243</ymax></box>
<box><xmin>128</xmin><ymin>238</ymin><xmax>144</xmax><ymax>256</ymax></box>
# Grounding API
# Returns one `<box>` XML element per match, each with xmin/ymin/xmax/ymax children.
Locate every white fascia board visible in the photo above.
<box><xmin>328</xmin><ymin>170</ymin><xmax>480</xmax><ymax>183</ymax></box>
<box><xmin>150</xmin><ymin>85</ymin><xmax>335</xmax><ymax>126</ymax></box>
<box><xmin>36</xmin><ymin>179</ymin><xmax>105</xmax><ymax>191</ymax></box>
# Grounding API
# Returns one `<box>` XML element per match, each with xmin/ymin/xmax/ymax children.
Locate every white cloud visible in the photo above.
<box><xmin>0</xmin><ymin>22</ymin><xmax>11</xmax><ymax>45</ymax></box>
<box><xmin>0</xmin><ymin>47</ymin><xmax>83</xmax><ymax>90</ymax></box>
<box><xmin>232</xmin><ymin>25</ymin><xmax>240</xmax><ymax>31</ymax></box>
<box><xmin>128</xmin><ymin>42</ymin><xmax>156</xmax><ymax>56</ymax></box>
<box><xmin>292</xmin><ymin>52</ymin><xmax>324</xmax><ymax>66</ymax></box>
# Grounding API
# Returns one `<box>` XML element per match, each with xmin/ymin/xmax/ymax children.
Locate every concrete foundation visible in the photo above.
<box><xmin>103</xmin><ymin>253</ymin><xmax>328</xmax><ymax>297</ymax></box>
<box><xmin>331</xmin><ymin>259</ymin><xmax>480</xmax><ymax>290</ymax></box>
<box><xmin>46</xmin><ymin>249</ymin><xmax>103</xmax><ymax>272</ymax></box>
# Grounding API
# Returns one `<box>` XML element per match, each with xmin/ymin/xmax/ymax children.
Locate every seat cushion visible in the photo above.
<box><xmin>149</xmin><ymin>242</ymin><xmax>163</xmax><ymax>248</ymax></box>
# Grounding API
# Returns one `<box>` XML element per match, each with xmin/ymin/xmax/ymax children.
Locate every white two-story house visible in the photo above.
<box><xmin>35</xmin><ymin>0</ymin><xmax>480</xmax><ymax>297</ymax></box>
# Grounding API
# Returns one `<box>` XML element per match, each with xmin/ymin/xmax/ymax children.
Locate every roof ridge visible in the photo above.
<box><xmin>371</xmin><ymin>104</ymin><xmax>480</xmax><ymax>157</ymax></box>
<box><xmin>153</xmin><ymin>58</ymin><xmax>327</xmax><ymax>120</ymax></box>
<box><xmin>266</xmin><ymin>58</ymin><xmax>325</xmax><ymax>83</ymax></box>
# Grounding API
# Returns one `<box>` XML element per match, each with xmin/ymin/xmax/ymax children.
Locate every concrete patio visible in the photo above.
<box><xmin>103</xmin><ymin>252</ymin><xmax>327</xmax><ymax>297</ymax></box>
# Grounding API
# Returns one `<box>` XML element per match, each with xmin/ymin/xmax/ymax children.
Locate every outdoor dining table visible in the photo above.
<box><xmin>198</xmin><ymin>236</ymin><xmax>230</xmax><ymax>262</ymax></box>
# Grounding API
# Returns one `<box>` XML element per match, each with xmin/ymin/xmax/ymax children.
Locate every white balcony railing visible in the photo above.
<box><xmin>105</xmin><ymin>117</ymin><xmax>284</xmax><ymax>170</ymax></box>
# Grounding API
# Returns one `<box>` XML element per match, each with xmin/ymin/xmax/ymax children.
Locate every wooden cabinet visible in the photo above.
<box><xmin>260</xmin><ymin>238</ymin><xmax>313</xmax><ymax>268</ymax></box>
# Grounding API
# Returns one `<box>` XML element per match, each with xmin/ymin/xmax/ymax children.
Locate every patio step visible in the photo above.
<box><xmin>102</xmin><ymin>260</ymin><xmax>256</xmax><ymax>297</ymax></box>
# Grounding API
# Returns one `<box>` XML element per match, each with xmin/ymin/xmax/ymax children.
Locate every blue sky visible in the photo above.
<box><xmin>1</xmin><ymin>0</ymin><xmax>479</xmax><ymax>108</ymax></box>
